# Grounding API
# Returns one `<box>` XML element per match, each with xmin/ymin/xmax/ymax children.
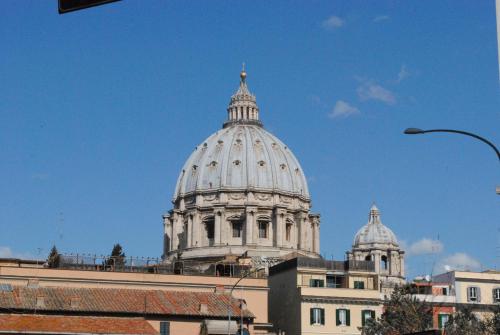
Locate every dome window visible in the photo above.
<box><xmin>236</xmin><ymin>139</ymin><xmax>242</xmax><ymax>144</ymax></box>
<box><xmin>217</xmin><ymin>140</ymin><xmax>224</xmax><ymax>145</ymax></box>
<box><xmin>280</xmin><ymin>163</ymin><xmax>286</xmax><ymax>170</ymax></box>
<box><xmin>209</xmin><ymin>161</ymin><xmax>218</xmax><ymax>167</ymax></box>
<box><xmin>192</xmin><ymin>165</ymin><xmax>198</xmax><ymax>171</ymax></box>
<box><xmin>233</xmin><ymin>160</ymin><xmax>241</xmax><ymax>166</ymax></box>
<box><xmin>258</xmin><ymin>160</ymin><xmax>266</xmax><ymax>167</ymax></box>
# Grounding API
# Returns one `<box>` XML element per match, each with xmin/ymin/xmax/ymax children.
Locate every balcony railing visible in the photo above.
<box><xmin>296</xmin><ymin>257</ymin><xmax>375</xmax><ymax>272</ymax></box>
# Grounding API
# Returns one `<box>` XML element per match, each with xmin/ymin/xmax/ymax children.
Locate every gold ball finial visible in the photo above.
<box><xmin>240</xmin><ymin>62</ymin><xmax>247</xmax><ymax>82</ymax></box>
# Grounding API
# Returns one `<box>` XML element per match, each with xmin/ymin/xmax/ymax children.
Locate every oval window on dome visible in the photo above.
<box><xmin>258</xmin><ymin>160</ymin><xmax>266</xmax><ymax>167</ymax></box>
<box><xmin>233</xmin><ymin>160</ymin><xmax>241</xmax><ymax>166</ymax></box>
<box><xmin>209</xmin><ymin>161</ymin><xmax>218</xmax><ymax>167</ymax></box>
<box><xmin>280</xmin><ymin>163</ymin><xmax>286</xmax><ymax>170</ymax></box>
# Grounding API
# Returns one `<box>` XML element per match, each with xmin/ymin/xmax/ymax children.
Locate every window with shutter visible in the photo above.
<box><xmin>361</xmin><ymin>310</ymin><xmax>374</xmax><ymax>326</ymax></box>
<box><xmin>468</xmin><ymin>286</ymin><xmax>479</xmax><ymax>302</ymax></box>
<box><xmin>438</xmin><ymin>314</ymin><xmax>449</xmax><ymax>329</ymax></box>
<box><xmin>336</xmin><ymin>309</ymin><xmax>349</xmax><ymax>326</ymax></box>
<box><xmin>310</xmin><ymin>308</ymin><xmax>325</xmax><ymax>325</ymax></box>
<box><xmin>493</xmin><ymin>288</ymin><xmax>500</xmax><ymax>303</ymax></box>
<box><xmin>160</xmin><ymin>321</ymin><xmax>170</xmax><ymax>335</ymax></box>
<box><xmin>336</xmin><ymin>309</ymin><xmax>340</xmax><ymax>326</ymax></box>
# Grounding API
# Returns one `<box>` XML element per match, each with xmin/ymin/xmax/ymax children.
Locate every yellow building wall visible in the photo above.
<box><xmin>300</xmin><ymin>301</ymin><xmax>382</xmax><ymax>335</ymax></box>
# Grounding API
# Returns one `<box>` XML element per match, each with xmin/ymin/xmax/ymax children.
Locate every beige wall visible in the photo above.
<box><xmin>301</xmin><ymin>301</ymin><xmax>382</xmax><ymax>335</ymax></box>
<box><xmin>0</xmin><ymin>266</ymin><xmax>269</xmax><ymax>324</ymax></box>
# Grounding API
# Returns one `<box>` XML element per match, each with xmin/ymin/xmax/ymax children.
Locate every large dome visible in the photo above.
<box><xmin>174</xmin><ymin>124</ymin><xmax>309</xmax><ymax>200</ymax></box>
<box><xmin>163</xmin><ymin>68</ymin><xmax>320</xmax><ymax>262</ymax></box>
<box><xmin>353</xmin><ymin>205</ymin><xmax>399</xmax><ymax>247</ymax></box>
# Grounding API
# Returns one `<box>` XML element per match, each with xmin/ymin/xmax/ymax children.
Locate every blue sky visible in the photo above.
<box><xmin>0</xmin><ymin>1</ymin><xmax>498</xmax><ymax>278</ymax></box>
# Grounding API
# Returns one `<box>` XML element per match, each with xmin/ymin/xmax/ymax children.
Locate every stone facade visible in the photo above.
<box><xmin>163</xmin><ymin>69</ymin><xmax>320</xmax><ymax>262</ymax></box>
<box><xmin>347</xmin><ymin>205</ymin><xmax>405</xmax><ymax>293</ymax></box>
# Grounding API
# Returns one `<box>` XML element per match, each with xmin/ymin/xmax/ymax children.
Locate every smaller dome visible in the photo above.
<box><xmin>353</xmin><ymin>205</ymin><xmax>398</xmax><ymax>247</ymax></box>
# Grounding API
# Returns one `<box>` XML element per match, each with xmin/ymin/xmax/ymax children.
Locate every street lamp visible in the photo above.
<box><xmin>404</xmin><ymin>127</ymin><xmax>499</xmax><ymax>194</ymax></box>
<box><xmin>404</xmin><ymin>128</ymin><xmax>500</xmax><ymax>162</ymax></box>
<box><xmin>227</xmin><ymin>267</ymin><xmax>264</xmax><ymax>335</ymax></box>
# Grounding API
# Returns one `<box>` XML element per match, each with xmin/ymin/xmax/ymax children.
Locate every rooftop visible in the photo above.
<box><xmin>0</xmin><ymin>314</ymin><xmax>157</xmax><ymax>335</ymax></box>
<box><xmin>0</xmin><ymin>284</ymin><xmax>254</xmax><ymax>319</ymax></box>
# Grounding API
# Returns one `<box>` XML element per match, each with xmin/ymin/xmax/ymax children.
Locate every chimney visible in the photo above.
<box><xmin>36</xmin><ymin>296</ymin><xmax>45</xmax><ymax>308</ymax></box>
<box><xmin>214</xmin><ymin>285</ymin><xmax>226</xmax><ymax>294</ymax></box>
<box><xmin>70</xmin><ymin>296</ymin><xmax>81</xmax><ymax>308</ymax></box>
<box><xmin>199</xmin><ymin>303</ymin><xmax>208</xmax><ymax>314</ymax></box>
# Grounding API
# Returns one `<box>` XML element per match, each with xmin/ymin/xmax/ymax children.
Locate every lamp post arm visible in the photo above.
<box><xmin>227</xmin><ymin>268</ymin><xmax>263</xmax><ymax>335</ymax></box>
<box><xmin>421</xmin><ymin>129</ymin><xmax>500</xmax><ymax>162</ymax></box>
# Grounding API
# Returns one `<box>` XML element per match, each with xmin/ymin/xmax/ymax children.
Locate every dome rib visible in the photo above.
<box><xmin>173</xmin><ymin>125</ymin><xmax>310</xmax><ymax>200</ymax></box>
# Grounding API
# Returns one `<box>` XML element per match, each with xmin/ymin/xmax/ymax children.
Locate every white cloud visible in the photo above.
<box><xmin>437</xmin><ymin>253</ymin><xmax>481</xmax><ymax>273</ymax></box>
<box><xmin>396</xmin><ymin>65</ymin><xmax>410</xmax><ymax>83</ymax></box>
<box><xmin>328</xmin><ymin>100</ymin><xmax>360</xmax><ymax>118</ymax></box>
<box><xmin>408</xmin><ymin>238</ymin><xmax>444</xmax><ymax>256</ymax></box>
<box><xmin>322</xmin><ymin>16</ymin><xmax>344</xmax><ymax>30</ymax></box>
<box><xmin>357</xmin><ymin>79</ymin><xmax>396</xmax><ymax>105</ymax></box>
<box><xmin>373</xmin><ymin>15</ymin><xmax>390</xmax><ymax>23</ymax></box>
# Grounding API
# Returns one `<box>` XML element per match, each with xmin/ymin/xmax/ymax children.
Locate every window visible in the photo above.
<box><xmin>442</xmin><ymin>287</ymin><xmax>448</xmax><ymax>296</ymax></box>
<box><xmin>438</xmin><ymin>314</ymin><xmax>449</xmax><ymax>329</ymax></box>
<box><xmin>232</xmin><ymin>221</ymin><xmax>242</xmax><ymax>238</ymax></box>
<box><xmin>354</xmin><ymin>281</ymin><xmax>365</xmax><ymax>289</ymax></box>
<box><xmin>467</xmin><ymin>286</ymin><xmax>480</xmax><ymax>302</ymax></box>
<box><xmin>365</xmin><ymin>255</ymin><xmax>372</xmax><ymax>261</ymax></box>
<box><xmin>160</xmin><ymin>321</ymin><xmax>170</xmax><ymax>335</ymax></box>
<box><xmin>493</xmin><ymin>288</ymin><xmax>500</xmax><ymax>303</ymax></box>
<box><xmin>361</xmin><ymin>310</ymin><xmax>375</xmax><ymax>327</ymax></box>
<box><xmin>310</xmin><ymin>308</ymin><xmax>325</xmax><ymax>325</ymax></box>
<box><xmin>285</xmin><ymin>222</ymin><xmax>292</xmax><ymax>241</ymax></box>
<box><xmin>204</xmin><ymin>219</ymin><xmax>214</xmax><ymax>240</ymax></box>
<box><xmin>381</xmin><ymin>255</ymin><xmax>388</xmax><ymax>270</ymax></box>
<box><xmin>336</xmin><ymin>308</ymin><xmax>350</xmax><ymax>326</ymax></box>
<box><xmin>258</xmin><ymin>220</ymin><xmax>268</xmax><ymax>238</ymax></box>
<box><xmin>327</xmin><ymin>275</ymin><xmax>343</xmax><ymax>288</ymax></box>
<box><xmin>310</xmin><ymin>279</ymin><xmax>324</xmax><ymax>287</ymax></box>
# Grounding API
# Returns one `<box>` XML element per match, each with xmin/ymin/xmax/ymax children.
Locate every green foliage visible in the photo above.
<box><xmin>444</xmin><ymin>306</ymin><xmax>487</xmax><ymax>335</ymax></box>
<box><xmin>47</xmin><ymin>245</ymin><xmax>60</xmax><ymax>268</ymax></box>
<box><xmin>361</xmin><ymin>285</ymin><xmax>432</xmax><ymax>335</ymax></box>
<box><xmin>106</xmin><ymin>243</ymin><xmax>126</xmax><ymax>269</ymax></box>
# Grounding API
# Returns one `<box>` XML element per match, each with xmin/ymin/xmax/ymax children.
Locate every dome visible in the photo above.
<box><xmin>353</xmin><ymin>205</ymin><xmax>398</xmax><ymax>247</ymax></box>
<box><xmin>174</xmin><ymin>124</ymin><xmax>309</xmax><ymax>200</ymax></box>
<box><xmin>173</xmin><ymin>68</ymin><xmax>309</xmax><ymax>201</ymax></box>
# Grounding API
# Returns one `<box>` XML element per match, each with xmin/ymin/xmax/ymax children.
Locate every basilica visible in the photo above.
<box><xmin>163</xmin><ymin>68</ymin><xmax>320</xmax><ymax>264</ymax></box>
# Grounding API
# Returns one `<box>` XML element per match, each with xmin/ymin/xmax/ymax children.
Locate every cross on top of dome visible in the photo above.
<box><xmin>224</xmin><ymin>65</ymin><xmax>262</xmax><ymax>128</ymax></box>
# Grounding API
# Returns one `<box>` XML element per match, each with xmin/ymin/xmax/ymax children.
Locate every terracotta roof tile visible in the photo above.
<box><xmin>0</xmin><ymin>285</ymin><xmax>254</xmax><ymax>318</ymax></box>
<box><xmin>0</xmin><ymin>314</ymin><xmax>158</xmax><ymax>334</ymax></box>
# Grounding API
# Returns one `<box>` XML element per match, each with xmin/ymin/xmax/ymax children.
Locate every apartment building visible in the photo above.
<box><xmin>269</xmin><ymin>257</ymin><xmax>383</xmax><ymax>335</ymax></box>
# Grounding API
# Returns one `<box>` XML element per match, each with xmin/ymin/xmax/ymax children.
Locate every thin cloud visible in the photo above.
<box><xmin>373</xmin><ymin>15</ymin><xmax>390</xmax><ymax>23</ymax></box>
<box><xmin>408</xmin><ymin>238</ymin><xmax>444</xmax><ymax>256</ymax></box>
<box><xmin>357</xmin><ymin>79</ymin><xmax>396</xmax><ymax>105</ymax></box>
<box><xmin>436</xmin><ymin>253</ymin><xmax>481</xmax><ymax>273</ymax></box>
<box><xmin>322</xmin><ymin>15</ymin><xmax>344</xmax><ymax>30</ymax></box>
<box><xmin>396</xmin><ymin>65</ymin><xmax>410</xmax><ymax>83</ymax></box>
<box><xmin>328</xmin><ymin>100</ymin><xmax>360</xmax><ymax>118</ymax></box>
<box><xmin>0</xmin><ymin>246</ymin><xmax>36</xmax><ymax>260</ymax></box>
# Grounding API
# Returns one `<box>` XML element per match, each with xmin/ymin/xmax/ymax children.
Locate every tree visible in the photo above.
<box><xmin>485</xmin><ymin>305</ymin><xmax>500</xmax><ymax>335</ymax></box>
<box><xmin>47</xmin><ymin>245</ymin><xmax>61</xmax><ymax>268</ymax></box>
<box><xmin>444</xmin><ymin>306</ymin><xmax>487</xmax><ymax>335</ymax></box>
<box><xmin>361</xmin><ymin>285</ymin><xmax>432</xmax><ymax>335</ymax></box>
<box><xmin>106</xmin><ymin>243</ymin><xmax>126</xmax><ymax>269</ymax></box>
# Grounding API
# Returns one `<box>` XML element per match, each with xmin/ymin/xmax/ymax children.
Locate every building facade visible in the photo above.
<box><xmin>163</xmin><ymin>69</ymin><xmax>320</xmax><ymax>263</ymax></box>
<box><xmin>0</xmin><ymin>259</ymin><xmax>271</xmax><ymax>334</ymax></box>
<box><xmin>269</xmin><ymin>257</ymin><xmax>383</xmax><ymax>335</ymax></box>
